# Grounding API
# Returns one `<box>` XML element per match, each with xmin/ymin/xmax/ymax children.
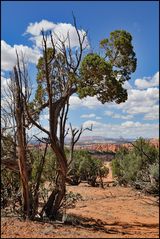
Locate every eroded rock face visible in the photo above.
<box><xmin>79</xmin><ymin>143</ymin><xmax>126</xmax><ymax>153</ymax></box>
<box><xmin>149</xmin><ymin>138</ymin><xmax>159</xmax><ymax>148</ymax></box>
<box><xmin>76</xmin><ymin>138</ymin><xmax>159</xmax><ymax>153</ymax></box>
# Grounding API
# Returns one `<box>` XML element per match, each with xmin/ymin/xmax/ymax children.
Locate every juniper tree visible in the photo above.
<box><xmin>23</xmin><ymin>21</ymin><xmax>136</xmax><ymax>219</ymax></box>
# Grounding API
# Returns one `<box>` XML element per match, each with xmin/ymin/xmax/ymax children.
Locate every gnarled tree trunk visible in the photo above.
<box><xmin>41</xmin><ymin>140</ymin><xmax>67</xmax><ymax>219</ymax></box>
<box><xmin>43</xmin><ymin>170</ymin><xmax>66</xmax><ymax>219</ymax></box>
<box><xmin>14</xmin><ymin>66</ymin><xmax>30</xmax><ymax>218</ymax></box>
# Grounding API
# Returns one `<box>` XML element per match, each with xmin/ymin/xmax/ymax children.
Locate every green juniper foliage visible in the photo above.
<box><xmin>78</xmin><ymin>30</ymin><xmax>137</xmax><ymax>104</ymax></box>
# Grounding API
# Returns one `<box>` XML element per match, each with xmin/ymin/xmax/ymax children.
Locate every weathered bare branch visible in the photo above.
<box><xmin>68</xmin><ymin>123</ymin><xmax>93</xmax><ymax>167</ymax></box>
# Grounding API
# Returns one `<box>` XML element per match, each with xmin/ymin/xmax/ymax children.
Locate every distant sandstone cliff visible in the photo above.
<box><xmin>78</xmin><ymin>138</ymin><xmax>159</xmax><ymax>153</ymax></box>
<box><xmin>27</xmin><ymin>138</ymin><xmax>159</xmax><ymax>153</ymax></box>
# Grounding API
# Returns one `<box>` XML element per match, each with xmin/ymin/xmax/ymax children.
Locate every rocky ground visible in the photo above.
<box><xmin>1</xmin><ymin>163</ymin><xmax>159</xmax><ymax>238</ymax></box>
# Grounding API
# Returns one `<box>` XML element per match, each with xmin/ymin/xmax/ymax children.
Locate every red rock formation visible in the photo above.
<box><xmin>148</xmin><ymin>138</ymin><xmax>159</xmax><ymax>148</ymax></box>
<box><xmin>78</xmin><ymin>138</ymin><xmax>159</xmax><ymax>153</ymax></box>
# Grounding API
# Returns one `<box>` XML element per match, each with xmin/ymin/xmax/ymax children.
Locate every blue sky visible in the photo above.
<box><xmin>1</xmin><ymin>1</ymin><xmax>159</xmax><ymax>139</ymax></box>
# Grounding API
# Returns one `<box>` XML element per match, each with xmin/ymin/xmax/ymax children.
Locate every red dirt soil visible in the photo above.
<box><xmin>1</xmin><ymin>162</ymin><xmax>159</xmax><ymax>238</ymax></box>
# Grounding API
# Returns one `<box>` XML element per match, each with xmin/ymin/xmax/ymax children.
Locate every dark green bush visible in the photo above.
<box><xmin>111</xmin><ymin>138</ymin><xmax>159</xmax><ymax>194</ymax></box>
<box><xmin>68</xmin><ymin>150</ymin><xmax>109</xmax><ymax>187</ymax></box>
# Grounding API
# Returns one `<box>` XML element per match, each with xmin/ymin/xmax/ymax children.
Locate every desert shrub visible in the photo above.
<box><xmin>150</xmin><ymin>162</ymin><xmax>159</xmax><ymax>182</ymax></box>
<box><xmin>111</xmin><ymin>138</ymin><xmax>159</xmax><ymax>194</ymax></box>
<box><xmin>68</xmin><ymin>150</ymin><xmax>109</xmax><ymax>187</ymax></box>
<box><xmin>25</xmin><ymin>146</ymin><xmax>57</xmax><ymax>214</ymax></box>
<box><xmin>147</xmin><ymin>162</ymin><xmax>159</xmax><ymax>194</ymax></box>
<box><xmin>30</xmin><ymin>147</ymin><xmax>56</xmax><ymax>184</ymax></box>
<box><xmin>1</xmin><ymin>168</ymin><xmax>21</xmax><ymax>211</ymax></box>
<box><xmin>41</xmin><ymin>148</ymin><xmax>56</xmax><ymax>182</ymax></box>
<box><xmin>112</xmin><ymin>158</ymin><xmax>122</xmax><ymax>178</ymax></box>
<box><xmin>63</xmin><ymin>191</ymin><xmax>83</xmax><ymax>208</ymax></box>
<box><xmin>1</xmin><ymin>133</ymin><xmax>21</xmax><ymax>211</ymax></box>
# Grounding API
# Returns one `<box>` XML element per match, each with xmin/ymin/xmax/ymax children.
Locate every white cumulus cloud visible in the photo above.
<box><xmin>69</xmin><ymin>95</ymin><xmax>102</xmax><ymax>109</ymax></box>
<box><xmin>1</xmin><ymin>40</ymin><xmax>41</xmax><ymax>71</ymax></box>
<box><xmin>104</xmin><ymin>111</ymin><xmax>133</xmax><ymax>120</ymax></box>
<box><xmin>81</xmin><ymin>114</ymin><xmax>96</xmax><ymax>118</ymax></box>
<box><xmin>25</xmin><ymin>20</ymin><xmax>56</xmax><ymax>36</ymax></box>
<box><xmin>25</xmin><ymin>19</ymin><xmax>89</xmax><ymax>49</ymax></box>
<box><xmin>135</xmin><ymin>72</ymin><xmax>159</xmax><ymax>89</ymax></box>
<box><xmin>111</xmin><ymin>86</ymin><xmax>159</xmax><ymax>120</ymax></box>
<box><xmin>82</xmin><ymin>120</ymin><xmax>159</xmax><ymax>139</ymax></box>
<box><xmin>1</xmin><ymin>74</ymin><xmax>11</xmax><ymax>98</ymax></box>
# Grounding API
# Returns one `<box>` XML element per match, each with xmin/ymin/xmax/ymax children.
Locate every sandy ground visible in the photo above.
<box><xmin>1</xmin><ymin>163</ymin><xmax>159</xmax><ymax>238</ymax></box>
